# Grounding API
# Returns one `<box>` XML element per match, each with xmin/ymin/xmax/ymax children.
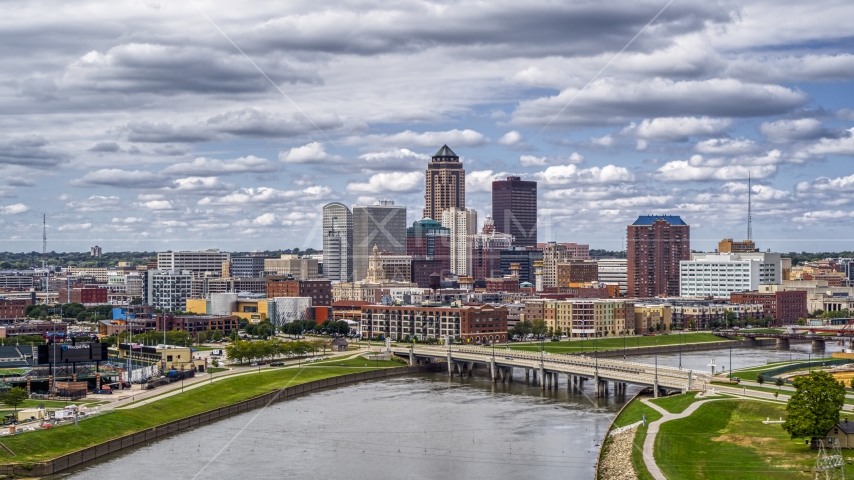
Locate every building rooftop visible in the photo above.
<box><xmin>432</xmin><ymin>144</ymin><xmax>458</xmax><ymax>160</ymax></box>
<box><xmin>632</xmin><ymin>215</ymin><xmax>688</xmax><ymax>226</ymax></box>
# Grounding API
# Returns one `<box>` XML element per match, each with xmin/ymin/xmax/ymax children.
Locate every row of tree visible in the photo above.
<box><xmin>25</xmin><ymin>303</ymin><xmax>114</xmax><ymax>322</ymax></box>
<box><xmin>224</xmin><ymin>338</ymin><xmax>330</xmax><ymax>364</ymax></box>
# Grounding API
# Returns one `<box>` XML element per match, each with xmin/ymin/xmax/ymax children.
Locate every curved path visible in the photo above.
<box><xmin>640</xmin><ymin>398</ymin><xmax>722</xmax><ymax>480</ymax></box>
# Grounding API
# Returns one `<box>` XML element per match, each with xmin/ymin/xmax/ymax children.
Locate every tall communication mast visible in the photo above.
<box><xmin>42</xmin><ymin>214</ymin><xmax>47</xmax><ymax>269</ymax></box>
<box><xmin>747</xmin><ymin>173</ymin><xmax>753</xmax><ymax>241</ymax></box>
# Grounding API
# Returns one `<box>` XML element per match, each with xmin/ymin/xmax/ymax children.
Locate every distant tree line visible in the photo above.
<box><xmin>26</xmin><ymin>303</ymin><xmax>113</xmax><ymax>322</ymax></box>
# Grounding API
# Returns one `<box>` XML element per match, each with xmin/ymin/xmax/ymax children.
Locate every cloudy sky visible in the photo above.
<box><xmin>2</xmin><ymin>0</ymin><xmax>853</xmax><ymax>253</ymax></box>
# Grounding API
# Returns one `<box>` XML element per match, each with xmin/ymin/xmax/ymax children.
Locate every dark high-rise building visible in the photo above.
<box><xmin>500</xmin><ymin>248</ymin><xmax>544</xmax><ymax>284</ymax></box>
<box><xmin>627</xmin><ymin>216</ymin><xmax>690</xmax><ymax>298</ymax></box>
<box><xmin>352</xmin><ymin>201</ymin><xmax>407</xmax><ymax>282</ymax></box>
<box><xmin>406</xmin><ymin>219</ymin><xmax>451</xmax><ymax>277</ymax></box>
<box><xmin>424</xmin><ymin>145</ymin><xmax>465</xmax><ymax>221</ymax></box>
<box><xmin>492</xmin><ymin>176</ymin><xmax>537</xmax><ymax>247</ymax></box>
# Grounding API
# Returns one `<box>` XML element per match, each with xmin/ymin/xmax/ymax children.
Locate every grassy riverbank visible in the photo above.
<box><xmin>510</xmin><ymin>332</ymin><xmax>727</xmax><ymax>354</ymax></box>
<box><xmin>607</xmin><ymin>395</ymin><xmax>662</xmax><ymax>480</ymax></box>
<box><xmin>655</xmin><ymin>399</ymin><xmax>854</xmax><ymax>479</ymax></box>
<box><xmin>0</xmin><ymin>365</ymin><xmax>384</xmax><ymax>463</ymax></box>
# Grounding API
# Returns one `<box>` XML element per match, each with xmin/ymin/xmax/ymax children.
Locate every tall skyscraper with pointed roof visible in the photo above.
<box><xmin>423</xmin><ymin>145</ymin><xmax>465</xmax><ymax>221</ymax></box>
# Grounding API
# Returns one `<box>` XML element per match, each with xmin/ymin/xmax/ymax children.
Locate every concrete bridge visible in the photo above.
<box><xmin>390</xmin><ymin>344</ymin><xmax>707</xmax><ymax>398</ymax></box>
<box><xmin>715</xmin><ymin>330</ymin><xmax>854</xmax><ymax>351</ymax></box>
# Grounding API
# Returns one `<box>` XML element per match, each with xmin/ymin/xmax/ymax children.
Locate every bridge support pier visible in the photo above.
<box><xmin>654</xmin><ymin>378</ymin><xmax>660</xmax><ymax>398</ymax></box>
<box><xmin>447</xmin><ymin>352</ymin><xmax>453</xmax><ymax>376</ymax></box>
<box><xmin>776</xmin><ymin>338</ymin><xmax>790</xmax><ymax>350</ymax></box>
<box><xmin>812</xmin><ymin>339</ymin><xmax>826</xmax><ymax>352</ymax></box>
<box><xmin>540</xmin><ymin>365</ymin><xmax>545</xmax><ymax>391</ymax></box>
<box><xmin>409</xmin><ymin>350</ymin><xmax>415</xmax><ymax>366</ymax></box>
<box><xmin>490</xmin><ymin>357</ymin><xmax>496</xmax><ymax>383</ymax></box>
<box><xmin>525</xmin><ymin>369</ymin><xmax>530</xmax><ymax>381</ymax></box>
<box><xmin>688</xmin><ymin>370</ymin><xmax>693</xmax><ymax>391</ymax></box>
<box><xmin>594</xmin><ymin>373</ymin><xmax>600</xmax><ymax>397</ymax></box>
<box><xmin>744</xmin><ymin>337</ymin><xmax>759</xmax><ymax>347</ymax></box>
<box><xmin>507</xmin><ymin>367</ymin><xmax>513</xmax><ymax>382</ymax></box>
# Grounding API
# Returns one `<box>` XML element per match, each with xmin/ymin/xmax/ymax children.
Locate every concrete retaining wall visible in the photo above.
<box><xmin>0</xmin><ymin>365</ymin><xmax>439</xmax><ymax>476</ymax></box>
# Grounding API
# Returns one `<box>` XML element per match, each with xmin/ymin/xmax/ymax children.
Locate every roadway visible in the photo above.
<box><xmin>391</xmin><ymin>345</ymin><xmax>708</xmax><ymax>395</ymax></box>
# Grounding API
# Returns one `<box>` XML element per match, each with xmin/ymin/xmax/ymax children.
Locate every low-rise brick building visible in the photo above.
<box><xmin>154</xmin><ymin>314</ymin><xmax>239</xmax><ymax>335</ymax></box>
<box><xmin>266</xmin><ymin>276</ymin><xmax>331</xmax><ymax>306</ymax></box>
<box><xmin>360</xmin><ymin>304</ymin><xmax>507</xmax><ymax>344</ymax></box>
<box><xmin>0</xmin><ymin>295</ymin><xmax>33</xmax><ymax>319</ymax></box>
<box><xmin>730</xmin><ymin>290</ymin><xmax>808</xmax><ymax>325</ymax></box>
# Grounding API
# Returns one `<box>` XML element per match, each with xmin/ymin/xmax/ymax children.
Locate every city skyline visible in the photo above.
<box><xmin>1</xmin><ymin>1</ymin><xmax>854</xmax><ymax>253</ymax></box>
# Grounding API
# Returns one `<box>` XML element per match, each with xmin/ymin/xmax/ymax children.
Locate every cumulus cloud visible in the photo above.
<box><xmin>167</xmin><ymin>177</ymin><xmax>232</xmax><ymax>194</ymax></box>
<box><xmin>355</xmin><ymin>148</ymin><xmax>429</xmax><ymax>172</ymax></box>
<box><xmin>161</xmin><ymin>156</ymin><xmax>276</xmax><ymax>176</ymax></box>
<box><xmin>65</xmin><ymin>195</ymin><xmax>123</xmax><ymax>212</ymax></box>
<box><xmin>534</xmin><ymin>165</ymin><xmax>634</xmax><ymax>187</ymax></box>
<box><xmin>350</xmin><ymin>129</ymin><xmax>488</xmax><ymax>148</ymax></box>
<box><xmin>4</xmin><ymin>177</ymin><xmax>36</xmax><ymax>187</ymax></box>
<box><xmin>88</xmin><ymin>142</ymin><xmax>121</xmax><ymax>153</ymax></box>
<box><xmin>0</xmin><ymin>136</ymin><xmax>70</xmax><ymax>167</ymax></box>
<box><xmin>513</xmin><ymin>78</ymin><xmax>808</xmax><ymax>127</ymax></box>
<box><xmin>520</xmin><ymin>153</ymin><xmax>583</xmax><ymax>167</ymax></box>
<box><xmin>466</xmin><ymin>170</ymin><xmax>508</xmax><ymax>193</ymax></box>
<box><xmin>656</xmin><ymin>155</ymin><xmax>777</xmax><ymax>181</ymax></box>
<box><xmin>138</xmin><ymin>200</ymin><xmax>173</xmax><ymax>210</ymax></box>
<box><xmin>71</xmin><ymin>169</ymin><xmax>167</xmax><ymax>188</ymax></box>
<box><xmin>695</xmin><ymin>138</ymin><xmax>757</xmax><ymax>154</ymax></box>
<box><xmin>57</xmin><ymin>222</ymin><xmax>92</xmax><ymax>231</ymax></box>
<box><xmin>0</xmin><ymin>204</ymin><xmax>29</xmax><ymax>215</ymax></box>
<box><xmin>199</xmin><ymin>186</ymin><xmax>332</xmax><ymax>206</ymax></box>
<box><xmin>759</xmin><ymin>118</ymin><xmax>829</xmax><ymax>143</ymax></box>
<box><xmin>797</xmin><ymin>173</ymin><xmax>854</xmax><ymax>192</ymax></box>
<box><xmin>279</xmin><ymin>142</ymin><xmax>344</xmax><ymax>164</ymax></box>
<box><xmin>802</xmin><ymin>128</ymin><xmax>854</xmax><ymax>156</ymax></box>
<box><xmin>345</xmin><ymin>172</ymin><xmax>424</xmax><ymax>194</ymax></box>
<box><xmin>623</xmin><ymin>116</ymin><xmax>732</xmax><ymax>141</ymax></box>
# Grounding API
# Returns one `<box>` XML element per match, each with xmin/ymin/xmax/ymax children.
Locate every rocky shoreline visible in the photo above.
<box><xmin>598</xmin><ymin>424</ymin><xmax>639</xmax><ymax>480</ymax></box>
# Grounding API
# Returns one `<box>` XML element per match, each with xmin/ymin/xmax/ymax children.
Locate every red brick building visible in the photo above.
<box><xmin>485</xmin><ymin>277</ymin><xmax>520</xmax><ymax>293</ymax></box>
<box><xmin>58</xmin><ymin>287</ymin><xmax>108</xmax><ymax>305</ymax></box>
<box><xmin>627</xmin><ymin>216</ymin><xmax>690</xmax><ymax>298</ymax></box>
<box><xmin>155</xmin><ymin>314</ymin><xmax>239</xmax><ymax>335</ymax></box>
<box><xmin>730</xmin><ymin>290</ymin><xmax>808</xmax><ymax>325</ymax></box>
<box><xmin>0</xmin><ymin>320</ymin><xmax>68</xmax><ymax>338</ymax></box>
<box><xmin>0</xmin><ymin>296</ymin><xmax>33</xmax><ymax>319</ymax></box>
<box><xmin>265</xmin><ymin>277</ymin><xmax>331</xmax><ymax>306</ymax></box>
<box><xmin>360</xmin><ymin>304</ymin><xmax>507</xmax><ymax>344</ymax></box>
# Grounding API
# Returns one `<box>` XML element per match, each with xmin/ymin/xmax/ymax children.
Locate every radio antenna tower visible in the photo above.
<box><xmin>747</xmin><ymin>172</ymin><xmax>753</xmax><ymax>241</ymax></box>
<box><xmin>42</xmin><ymin>214</ymin><xmax>47</xmax><ymax>269</ymax></box>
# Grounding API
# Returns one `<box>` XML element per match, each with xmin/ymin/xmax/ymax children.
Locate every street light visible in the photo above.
<box><xmin>679</xmin><ymin>330</ymin><xmax>682</xmax><ymax>370</ymax></box>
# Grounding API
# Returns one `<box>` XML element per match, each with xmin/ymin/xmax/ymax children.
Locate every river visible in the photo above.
<box><xmin>51</xmin><ymin>343</ymin><xmax>839</xmax><ymax>480</ymax></box>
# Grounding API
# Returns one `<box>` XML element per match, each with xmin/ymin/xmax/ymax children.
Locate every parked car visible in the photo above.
<box><xmin>92</xmin><ymin>389</ymin><xmax>113</xmax><ymax>395</ymax></box>
<box><xmin>250</xmin><ymin>362</ymin><xmax>258</xmax><ymax>367</ymax></box>
<box><xmin>270</xmin><ymin>362</ymin><xmax>284</xmax><ymax>366</ymax></box>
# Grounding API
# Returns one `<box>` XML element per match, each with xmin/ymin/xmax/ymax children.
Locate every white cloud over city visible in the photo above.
<box><xmin>1</xmin><ymin>0</ymin><xmax>853</xmax><ymax>251</ymax></box>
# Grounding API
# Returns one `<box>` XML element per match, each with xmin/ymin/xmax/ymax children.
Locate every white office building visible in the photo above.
<box><xmin>597</xmin><ymin>258</ymin><xmax>628</xmax><ymax>295</ymax></box>
<box><xmin>441</xmin><ymin>207</ymin><xmax>477</xmax><ymax>276</ymax></box>
<box><xmin>143</xmin><ymin>270</ymin><xmax>193</xmax><ymax>311</ymax></box>
<box><xmin>157</xmin><ymin>250</ymin><xmax>231</xmax><ymax>277</ymax></box>
<box><xmin>692</xmin><ymin>251</ymin><xmax>782</xmax><ymax>285</ymax></box>
<box><xmin>680</xmin><ymin>254</ymin><xmax>761</xmax><ymax>298</ymax></box>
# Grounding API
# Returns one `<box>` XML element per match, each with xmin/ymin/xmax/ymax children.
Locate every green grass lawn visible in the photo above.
<box><xmin>611</xmin><ymin>398</ymin><xmax>662</xmax><ymax>480</ymax></box>
<box><xmin>309</xmin><ymin>355</ymin><xmax>406</xmax><ymax>368</ymax></box>
<box><xmin>510</xmin><ymin>332</ymin><xmax>727</xmax><ymax>354</ymax></box>
<box><xmin>650</xmin><ymin>392</ymin><xmax>732</xmax><ymax>414</ymax></box>
<box><xmin>730</xmin><ymin>358</ymin><xmax>838</xmax><ymax>381</ymax></box>
<box><xmin>206</xmin><ymin>367</ymin><xmax>228</xmax><ymax>374</ymax></box>
<box><xmin>0</xmin><ymin>365</ymin><xmax>383</xmax><ymax>463</ymax></box>
<box><xmin>653</xmin><ymin>400</ymin><xmax>854</xmax><ymax>479</ymax></box>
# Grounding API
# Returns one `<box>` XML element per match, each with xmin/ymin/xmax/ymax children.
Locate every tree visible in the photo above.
<box><xmin>554</xmin><ymin>326</ymin><xmax>563</xmax><ymax>338</ymax></box>
<box><xmin>776</xmin><ymin>377</ymin><xmax>785</xmax><ymax>387</ymax></box>
<box><xmin>797</xmin><ymin>318</ymin><xmax>806</xmax><ymax>326</ymax></box>
<box><xmin>210</xmin><ymin>357</ymin><xmax>220</xmax><ymax>368</ymax></box>
<box><xmin>531</xmin><ymin>319</ymin><xmax>547</xmax><ymax>338</ymax></box>
<box><xmin>782</xmin><ymin>371</ymin><xmax>846</xmax><ymax>439</ymax></box>
<box><xmin>513</xmin><ymin>320</ymin><xmax>533</xmax><ymax>338</ymax></box>
<box><xmin>688</xmin><ymin>319</ymin><xmax>697</xmax><ymax>331</ymax></box>
<box><xmin>756</xmin><ymin>373</ymin><xmax>765</xmax><ymax>385</ymax></box>
<box><xmin>2</xmin><ymin>387</ymin><xmax>28</xmax><ymax>413</ymax></box>
<box><xmin>849</xmin><ymin>378</ymin><xmax>854</xmax><ymax>390</ymax></box>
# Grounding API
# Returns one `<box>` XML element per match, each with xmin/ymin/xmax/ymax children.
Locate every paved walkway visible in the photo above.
<box><xmin>640</xmin><ymin>398</ymin><xmax>722</xmax><ymax>480</ymax></box>
<box><xmin>105</xmin><ymin>349</ymin><xmax>366</xmax><ymax>411</ymax></box>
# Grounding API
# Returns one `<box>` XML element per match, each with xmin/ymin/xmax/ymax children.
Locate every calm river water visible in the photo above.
<box><xmin>53</xmin><ymin>343</ymin><xmax>838</xmax><ymax>480</ymax></box>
